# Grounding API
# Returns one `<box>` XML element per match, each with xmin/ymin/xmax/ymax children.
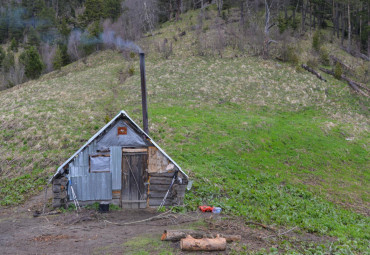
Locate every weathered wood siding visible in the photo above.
<box><xmin>148</xmin><ymin>146</ymin><xmax>171</xmax><ymax>173</ymax></box>
<box><xmin>121</xmin><ymin>152</ymin><xmax>148</xmax><ymax>208</ymax></box>
<box><xmin>148</xmin><ymin>173</ymin><xmax>187</xmax><ymax>206</ymax></box>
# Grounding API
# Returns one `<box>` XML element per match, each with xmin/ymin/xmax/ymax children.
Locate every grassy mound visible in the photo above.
<box><xmin>0</xmin><ymin>7</ymin><xmax>369</xmax><ymax>253</ymax></box>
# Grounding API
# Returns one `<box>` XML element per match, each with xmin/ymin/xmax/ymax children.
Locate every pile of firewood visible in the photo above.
<box><xmin>161</xmin><ymin>229</ymin><xmax>241</xmax><ymax>251</ymax></box>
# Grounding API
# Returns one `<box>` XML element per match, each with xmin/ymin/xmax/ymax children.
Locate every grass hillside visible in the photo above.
<box><xmin>0</xmin><ymin>7</ymin><xmax>369</xmax><ymax>253</ymax></box>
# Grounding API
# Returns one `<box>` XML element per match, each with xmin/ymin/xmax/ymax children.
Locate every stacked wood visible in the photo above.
<box><xmin>301</xmin><ymin>64</ymin><xmax>327</xmax><ymax>82</ymax></box>
<box><xmin>52</xmin><ymin>177</ymin><xmax>68</xmax><ymax>208</ymax></box>
<box><xmin>148</xmin><ymin>172</ymin><xmax>187</xmax><ymax>207</ymax></box>
<box><xmin>161</xmin><ymin>230</ymin><xmax>241</xmax><ymax>243</ymax></box>
<box><xmin>180</xmin><ymin>235</ymin><xmax>227</xmax><ymax>251</ymax></box>
<box><xmin>319</xmin><ymin>68</ymin><xmax>370</xmax><ymax>97</ymax></box>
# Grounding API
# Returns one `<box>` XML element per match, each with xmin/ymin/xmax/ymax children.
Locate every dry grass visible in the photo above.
<box><xmin>0</xmin><ymin>8</ymin><xmax>368</xmax><ymax>208</ymax></box>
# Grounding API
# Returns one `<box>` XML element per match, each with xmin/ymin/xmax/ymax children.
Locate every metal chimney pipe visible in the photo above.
<box><xmin>139</xmin><ymin>53</ymin><xmax>149</xmax><ymax>135</ymax></box>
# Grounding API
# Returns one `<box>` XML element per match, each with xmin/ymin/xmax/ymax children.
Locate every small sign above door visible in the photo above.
<box><xmin>117</xmin><ymin>126</ymin><xmax>127</xmax><ymax>135</ymax></box>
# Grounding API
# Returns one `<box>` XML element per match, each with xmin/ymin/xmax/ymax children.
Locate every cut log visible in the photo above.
<box><xmin>319</xmin><ymin>68</ymin><xmax>370</xmax><ymax>97</ymax></box>
<box><xmin>330</xmin><ymin>55</ymin><xmax>353</xmax><ymax>73</ymax></box>
<box><xmin>161</xmin><ymin>230</ymin><xmax>206</xmax><ymax>241</ymax></box>
<box><xmin>161</xmin><ymin>230</ymin><xmax>241</xmax><ymax>243</ymax></box>
<box><xmin>180</xmin><ymin>235</ymin><xmax>226</xmax><ymax>251</ymax></box>
<box><xmin>340</xmin><ymin>46</ymin><xmax>370</xmax><ymax>61</ymax></box>
<box><xmin>224</xmin><ymin>235</ymin><xmax>242</xmax><ymax>243</ymax></box>
<box><xmin>301</xmin><ymin>64</ymin><xmax>327</xmax><ymax>82</ymax></box>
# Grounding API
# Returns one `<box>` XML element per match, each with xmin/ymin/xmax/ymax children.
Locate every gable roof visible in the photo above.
<box><xmin>50</xmin><ymin>110</ymin><xmax>187</xmax><ymax>182</ymax></box>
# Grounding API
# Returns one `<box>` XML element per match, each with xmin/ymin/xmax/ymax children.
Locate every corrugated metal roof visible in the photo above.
<box><xmin>50</xmin><ymin>110</ymin><xmax>188</xmax><ymax>182</ymax></box>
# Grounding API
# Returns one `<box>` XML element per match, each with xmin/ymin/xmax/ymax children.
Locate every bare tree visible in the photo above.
<box><xmin>67</xmin><ymin>30</ymin><xmax>82</xmax><ymax>60</ymax></box>
<box><xmin>368</xmin><ymin>1</ymin><xmax>370</xmax><ymax>57</ymax></box>
<box><xmin>263</xmin><ymin>0</ymin><xmax>276</xmax><ymax>58</ymax></box>
<box><xmin>347</xmin><ymin>0</ymin><xmax>351</xmax><ymax>52</ymax></box>
<box><xmin>122</xmin><ymin>0</ymin><xmax>159</xmax><ymax>40</ymax></box>
<box><xmin>40</xmin><ymin>43</ymin><xmax>57</xmax><ymax>73</ymax></box>
<box><xmin>216</xmin><ymin>0</ymin><xmax>223</xmax><ymax>16</ymax></box>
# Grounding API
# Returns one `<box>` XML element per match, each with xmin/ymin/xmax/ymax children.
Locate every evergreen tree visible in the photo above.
<box><xmin>59</xmin><ymin>44</ymin><xmax>70</xmax><ymax>66</ymax></box>
<box><xmin>83</xmin><ymin>0</ymin><xmax>105</xmax><ymax>24</ymax></box>
<box><xmin>27</xmin><ymin>27</ymin><xmax>41</xmax><ymax>47</ymax></box>
<box><xmin>36</xmin><ymin>7</ymin><xmax>57</xmax><ymax>43</ymax></box>
<box><xmin>0</xmin><ymin>8</ymin><xmax>9</xmax><ymax>44</ymax></box>
<box><xmin>53</xmin><ymin>46</ymin><xmax>63</xmax><ymax>70</ymax></box>
<box><xmin>2</xmin><ymin>51</ymin><xmax>15</xmax><ymax>72</ymax></box>
<box><xmin>8</xmin><ymin>8</ymin><xmax>24</xmax><ymax>41</ymax></box>
<box><xmin>19</xmin><ymin>46</ymin><xmax>44</xmax><ymax>79</ymax></box>
<box><xmin>10</xmin><ymin>38</ymin><xmax>18</xmax><ymax>52</ymax></box>
<box><xmin>58</xmin><ymin>18</ymin><xmax>71</xmax><ymax>41</ymax></box>
<box><xmin>104</xmin><ymin>0</ymin><xmax>122</xmax><ymax>21</ymax></box>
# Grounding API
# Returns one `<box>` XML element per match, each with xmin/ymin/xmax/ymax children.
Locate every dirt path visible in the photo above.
<box><xmin>0</xmin><ymin>191</ymin><xmax>336</xmax><ymax>254</ymax></box>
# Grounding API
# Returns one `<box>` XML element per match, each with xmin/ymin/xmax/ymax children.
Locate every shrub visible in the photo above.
<box><xmin>27</xmin><ymin>27</ymin><xmax>40</xmax><ymax>47</ymax></box>
<box><xmin>221</xmin><ymin>11</ymin><xmax>227</xmax><ymax>22</ymax></box>
<box><xmin>53</xmin><ymin>46</ymin><xmax>63</xmax><ymax>70</ymax></box>
<box><xmin>10</xmin><ymin>38</ymin><xmax>18</xmax><ymax>52</ymax></box>
<box><xmin>277</xmin><ymin>15</ymin><xmax>289</xmax><ymax>34</ymax></box>
<box><xmin>307</xmin><ymin>58</ymin><xmax>318</xmax><ymax>68</ymax></box>
<box><xmin>334</xmin><ymin>62</ymin><xmax>342</xmax><ymax>79</ymax></box>
<box><xmin>312</xmin><ymin>30</ymin><xmax>321</xmax><ymax>51</ymax></box>
<box><xmin>2</xmin><ymin>51</ymin><xmax>15</xmax><ymax>72</ymax></box>
<box><xmin>287</xmin><ymin>46</ymin><xmax>299</xmax><ymax>65</ymax></box>
<box><xmin>59</xmin><ymin>44</ymin><xmax>70</xmax><ymax>66</ymax></box>
<box><xmin>290</xmin><ymin>17</ymin><xmax>300</xmax><ymax>31</ymax></box>
<box><xmin>319</xmin><ymin>47</ymin><xmax>330</xmax><ymax>66</ymax></box>
<box><xmin>128</xmin><ymin>66</ymin><xmax>135</xmax><ymax>76</ymax></box>
<box><xmin>280</xmin><ymin>45</ymin><xmax>299</xmax><ymax>65</ymax></box>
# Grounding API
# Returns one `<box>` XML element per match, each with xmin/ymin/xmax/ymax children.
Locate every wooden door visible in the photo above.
<box><xmin>121</xmin><ymin>149</ymin><xmax>148</xmax><ymax>209</ymax></box>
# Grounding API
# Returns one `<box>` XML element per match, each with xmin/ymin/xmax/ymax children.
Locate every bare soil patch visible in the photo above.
<box><xmin>0</xmin><ymin>192</ymin><xmax>337</xmax><ymax>254</ymax></box>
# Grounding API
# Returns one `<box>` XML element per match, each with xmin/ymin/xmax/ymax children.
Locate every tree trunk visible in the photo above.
<box><xmin>347</xmin><ymin>0</ymin><xmax>351</xmax><ymax>52</ymax></box>
<box><xmin>301</xmin><ymin>0</ymin><xmax>306</xmax><ymax>32</ymax></box>
<box><xmin>313</xmin><ymin>5</ymin><xmax>316</xmax><ymax>29</ymax></box>
<box><xmin>341</xmin><ymin>4</ymin><xmax>345</xmax><ymax>46</ymax></box>
<box><xmin>335</xmin><ymin>3</ymin><xmax>340</xmax><ymax>38</ymax></box>
<box><xmin>180</xmin><ymin>235</ymin><xmax>227</xmax><ymax>251</ymax></box>
<box><xmin>240</xmin><ymin>0</ymin><xmax>245</xmax><ymax>29</ymax></box>
<box><xmin>176</xmin><ymin>0</ymin><xmax>182</xmax><ymax>20</ymax></box>
<box><xmin>309</xmin><ymin>0</ymin><xmax>312</xmax><ymax>31</ymax></box>
<box><xmin>301</xmin><ymin>64</ymin><xmax>327</xmax><ymax>81</ymax></box>
<box><xmin>368</xmin><ymin>1</ymin><xmax>370</xmax><ymax>57</ymax></box>
<box><xmin>216</xmin><ymin>0</ymin><xmax>223</xmax><ymax>16</ymax></box>
<box><xmin>264</xmin><ymin>0</ymin><xmax>270</xmax><ymax>59</ymax></box>
<box><xmin>161</xmin><ymin>230</ymin><xmax>241</xmax><ymax>243</ymax></box>
<box><xmin>292</xmin><ymin>0</ymin><xmax>298</xmax><ymax>22</ymax></box>
<box><xmin>169</xmin><ymin>0</ymin><xmax>174</xmax><ymax>20</ymax></box>
<box><xmin>332</xmin><ymin>0</ymin><xmax>335</xmax><ymax>36</ymax></box>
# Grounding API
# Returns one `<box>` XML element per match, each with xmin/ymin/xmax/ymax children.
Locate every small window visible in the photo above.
<box><xmin>90</xmin><ymin>154</ymin><xmax>110</xmax><ymax>172</ymax></box>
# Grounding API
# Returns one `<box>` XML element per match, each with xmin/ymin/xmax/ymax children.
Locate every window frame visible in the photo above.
<box><xmin>89</xmin><ymin>154</ymin><xmax>111</xmax><ymax>173</ymax></box>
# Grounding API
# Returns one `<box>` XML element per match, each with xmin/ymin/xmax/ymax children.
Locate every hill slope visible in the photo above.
<box><xmin>0</xmin><ymin>8</ymin><xmax>369</xmax><ymax>253</ymax></box>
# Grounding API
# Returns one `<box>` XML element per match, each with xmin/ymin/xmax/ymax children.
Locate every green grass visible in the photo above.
<box><xmin>121</xmin><ymin>235</ymin><xmax>174</xmax><ymax>255</ymax></box>
<box><xmin>150</xmin><ymin>104</ymin><xmax>369</xmax><ymax>252</ymax></box>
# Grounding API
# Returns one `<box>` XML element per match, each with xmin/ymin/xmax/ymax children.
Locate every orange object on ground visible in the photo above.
<box><xmin>199</xmin><ymin>205</ymin><xmax>214</xmax><ymax>212</ymax></box>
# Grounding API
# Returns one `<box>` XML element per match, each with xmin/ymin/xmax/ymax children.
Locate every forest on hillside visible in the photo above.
<box><xmin>0</xmin><ymin>0</ymin><xmax>369</xmax><ymax>90</ymax></box>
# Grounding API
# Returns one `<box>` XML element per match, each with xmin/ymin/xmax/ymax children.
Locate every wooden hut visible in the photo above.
<box><xmin>50</xmin><ymin>110</ymin><xmax>188</xmax><ymax>209</ymax></box>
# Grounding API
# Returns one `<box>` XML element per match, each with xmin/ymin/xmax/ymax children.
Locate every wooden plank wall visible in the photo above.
<box><xmin>148</xmin><ymin>172</ymin><xmax>187</xmax><ymax>206</ymax></box>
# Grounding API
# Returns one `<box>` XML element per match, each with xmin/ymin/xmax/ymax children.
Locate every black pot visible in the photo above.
<box><xmin>99</xmin><ymin>202</ymin><xmax>110</xmax><ymax>213</ymax></box>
